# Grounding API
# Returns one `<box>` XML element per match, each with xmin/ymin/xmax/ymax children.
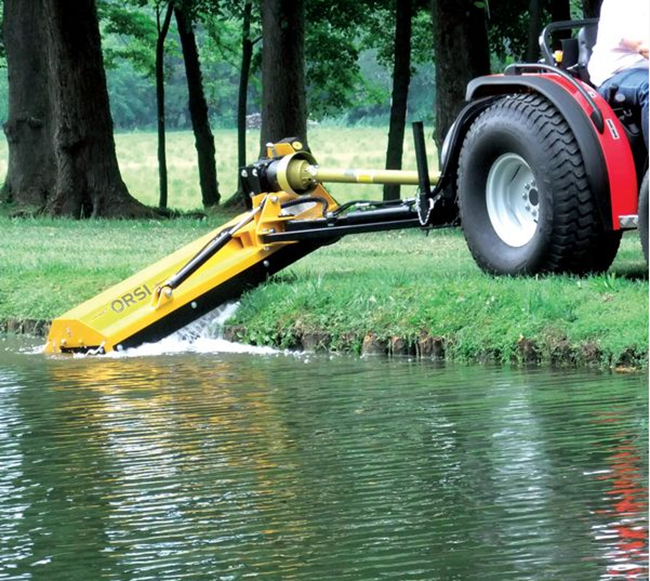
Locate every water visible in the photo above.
<box><xmin>0</xmin><ymin>330</ymin><xmax>647</xmax><ymax>581</ymax></box>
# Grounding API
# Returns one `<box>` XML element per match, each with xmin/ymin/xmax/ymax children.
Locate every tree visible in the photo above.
<box><xmin>550</xmin><ymin>0</ymin><xmax>571</xmax><ymax>21</ymax></box>
<box><xmin>156</xmin><ymin>2</ymin><xmax>174</xmax><ymax>209</ymax></box>
<box><xmin>384</xmin><ymin>0</ymin><xmax>413</xmax><ymax>201</ymax></box>
<box><xmin>527</xmin><ymin>0</ymin><xmax>544</xmax><ymax>62</ymax></box>
<box><xmin>305</xmin><ymin>0</ymin><xmax>379</xmax><ymax>119</ymax></box>
<box><xmin>100</xmin><ymin>0</ymin><xmax>180</xmax><ymax>210</ymax></box>
<box><xmin>2</xmin><ymin>0</ymin><xmax>54</xmax><ymax>211</ymax></box>
<box><xmin>237</xmin><ymin>0</ymin><xmax>258</xmax><ymax>173</ymax></box>
<box><xmin>260</xmin><ymin>0</ymin><xmax>307</xmax><ymax>152</ymax></box>
<box><xmin>175</xmin><ymin>1</ymin><xmax>220</xmax><ymax>207</ymax></box>
<box><xmin>431</xmin><ymin>0</ymin><xmax>491</xmax><ymax>153</ymax></box>
<box><xmin>581</xmin><ymin>0</ymin><xmax>602</xmax><ymax>17</ymax></box>
<box><xmin>2</xmin><ymin>0</ymin><xmax>152</xmax><ymax>217</ymax></box>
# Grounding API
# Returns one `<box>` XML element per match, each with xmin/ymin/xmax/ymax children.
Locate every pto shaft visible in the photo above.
<box><xmin>276</xmin><ymin>154</ymin><xmax>440</xmax><ymax>194</ymax></box>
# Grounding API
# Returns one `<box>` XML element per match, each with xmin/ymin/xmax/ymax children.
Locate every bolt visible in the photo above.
<box><xmin>252</xmin><ymin>169</ymin><xmax>258</xmax><ymax>177</ymax></box>
<box><xmin>191</xmin><ymin>301</ymin><xmax>198</xmax><ymax>309</ymax></box>
<box><xmin>263</xmin><ymin>260</ymin><xmax>270</xmax><ymax>268</ymax></box>
<box><xmin>271</xmin><ymin>196</ymin><xmax>278</xmax><ymax>203</ymax></box>
<box><xmin>263</xmin><ymin>246</ymin><xmax>271</xmax><ymax>252</ymax></box>
<box><xmin>525</xmin><ymin>183</ymin><xmax>531</xmax><ymax>190</ymax></box>
<box><xmin>525</xmin><ymin>204</ymin><xmax>531</xmax><ymax>211</ymax></box>
<box><xmin>241</xmin><ymin>169</ymin><xmax>248</xmax><ymax>178</ymax></box>
<box><xmin>164</xmin><ymin>288</ymin><xmax>172</xmax><ymax>298</ymax></box>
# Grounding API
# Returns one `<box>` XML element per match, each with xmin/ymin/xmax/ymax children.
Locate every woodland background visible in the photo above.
<box><xmin>0</xmin><ymin>0</ymin><xmax>603</xmax><ymax>216</ymax></box>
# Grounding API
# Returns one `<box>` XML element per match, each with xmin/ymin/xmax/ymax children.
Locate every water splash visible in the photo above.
<box><xmin>105</xmin><ymin>302</ymin><xmax>279</xmax><ymax>358</ymax></box>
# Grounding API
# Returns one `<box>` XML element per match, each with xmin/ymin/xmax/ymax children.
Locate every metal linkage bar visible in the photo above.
<box><xmin>263</xmin><ymin>202</ymin><xmax>427</xmax><ymax>243</ymax></box>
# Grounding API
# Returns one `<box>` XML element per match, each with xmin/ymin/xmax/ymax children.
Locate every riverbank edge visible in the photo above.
<box><xmin>5</xmin><ymin>316</ymin><xmax>646</xmax><ymax>371</ymax></box>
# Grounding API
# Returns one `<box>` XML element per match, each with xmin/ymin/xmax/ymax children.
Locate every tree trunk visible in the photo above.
<box><xmin>175</xmin><ymin>5</ymin><xmax>220</xmax><ymax>207</ymax></box>
<box><xmin>383</xmin><ymin>0</ymin><xmax>412</xmax><ymax>202</ymax></box>
<box><xmin>431</xmin><ymin>0</ymin><xmax>490</xmax><ymax>153</ymax></box>
<box><xmin>581</xmin><ymin>0</ymin><xmax>603</xmax><ymax>18</ymax></box>
<box><xmin>260</xmin><ymin>0</ymin><xmax>307</xmax><ymax>154</ymax></box>
<box><xmin>526</xmin><ymin>0</ymin><xmax>544</xmax><ymax>62</ymax></box>
<box><xmin>549</xmin><ymin>0</ymin><xmax>571</xmax><ymax>21</ymax></box>
<box><xmin>156</xmin><ymin>2</ymin><xmax>174</xmax><ymax>210</ymax></box>
<box><xmin>238</xmin><ymin>0</ymin><xmax>253</xmax><ymax>173</ymax></box>
<box><xmin>549</xmin><ymin>0</ymin><xmax>572</xmax><ymax>49</ymax></box>
<box><xmin>3</xmin><ymin>0</ymin><xmax>151</xmax><ymax>217</ymax></box>
<box><xmin>1</xmin><ymin>0</ymin><xmax>55</xmax><ymax>210</ymax></box>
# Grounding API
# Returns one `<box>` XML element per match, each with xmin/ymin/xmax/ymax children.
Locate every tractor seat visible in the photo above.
<box><xmin>577</xmin><ymin>24</ymin><xmax>598</xmax><ymax>80</ymax></box>
<box><xmin>559</xmin><ymin>22</ymin><xmax>598</xmax><ymax>84</ymax></box>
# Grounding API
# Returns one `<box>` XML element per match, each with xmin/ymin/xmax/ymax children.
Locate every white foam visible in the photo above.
<box><xmin>112</xmin><ymin>336</ymin><xmax>279</xmax><ymax>357</ymax></box>
<box><xmin>106</xmin><ymin>302</ymin><xmax>282</xmax><ymax>358</ymax></box>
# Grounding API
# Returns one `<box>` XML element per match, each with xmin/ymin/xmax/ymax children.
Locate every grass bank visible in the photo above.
<box><xmin>0</xmin><ymin>216</ymin><xmax>647</xmax><ymax>368</ymax></box>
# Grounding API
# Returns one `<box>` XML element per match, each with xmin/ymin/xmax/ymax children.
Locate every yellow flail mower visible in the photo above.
<box><xmin>46</xmin><ymin>19</ymin><xmax>649</xmax><ymax>354</ymax></box>
<box><xmin>46</xmin><ymin>127</ymin><xmax>448</xmax><ymax>355</ymax></box>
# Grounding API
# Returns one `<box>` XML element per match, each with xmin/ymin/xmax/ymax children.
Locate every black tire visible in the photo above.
<box><xmin>639</xmin><ymin>170</ymin><xmax>649</xmax><ymax>265</ymax></box>
<box><xmin>457</xmin><ymin>93</ymin><xmax>620</xmax><ymax>276</ymax></box>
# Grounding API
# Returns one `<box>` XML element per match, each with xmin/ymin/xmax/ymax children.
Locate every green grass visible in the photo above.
<box><xmin>0</xmin><ymin>214</ymin><xmax>646</xmax><ymax>368</ymax></box>
<box><xmin>0</xmin><ymin>216</ymin><xmax>226</xmax><ymax>320</ymax></box>
<box><xmin>229</xmin><ymin>229</ymin><xmax>648</xmax><ymax>367</ymax></box>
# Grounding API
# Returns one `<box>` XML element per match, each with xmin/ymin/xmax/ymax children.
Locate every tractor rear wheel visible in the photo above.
<box><xmin>458</xmin><ymin>93</ymin><xmax>620</xmax><ymax>275</ymax></box>
<box><xmin>639</xmin><ymin>170</ymin><xmax>648</xmax><ymax>265</ymax></box>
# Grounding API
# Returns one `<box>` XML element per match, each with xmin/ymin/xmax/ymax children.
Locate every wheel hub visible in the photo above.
<box><xmin>486</xmin><ymin>153</ymin><xmax>539</xmax><ymax>247</ymax></box>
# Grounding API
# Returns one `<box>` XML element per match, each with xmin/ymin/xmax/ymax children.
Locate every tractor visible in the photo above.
<box><xmin>46</xmin><ymin>19</ymin><xmax>648</xmax><ymax>355</ymax></box>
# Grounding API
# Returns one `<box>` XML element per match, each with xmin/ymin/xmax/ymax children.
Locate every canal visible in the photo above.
<box><xmin>0</xmin><ymin>330</ymin><xmax>647</xmax><ymax>581</ymax></box>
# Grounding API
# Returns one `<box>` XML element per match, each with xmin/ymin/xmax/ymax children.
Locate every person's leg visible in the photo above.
<box><xmin>599</xmin><ymin>68</ymin><xmax>649</xmax><ymax>149</ymax></box>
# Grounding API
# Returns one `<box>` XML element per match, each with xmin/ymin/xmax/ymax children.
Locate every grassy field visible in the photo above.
<box><xmin>0</xmin><ymin>127</ymin><xmax>434</xmax><ymax>211</ymax></box>
<box><xmin>139</xmin><ymin>126</ymin><xmax>434</xmax><ymax>208</ymax></box>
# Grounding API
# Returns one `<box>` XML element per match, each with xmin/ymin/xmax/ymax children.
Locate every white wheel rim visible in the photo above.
<box><xmin>486</xmin><ymin>153</ymin><xmax>539</xmax><ymax>247</ymax></box>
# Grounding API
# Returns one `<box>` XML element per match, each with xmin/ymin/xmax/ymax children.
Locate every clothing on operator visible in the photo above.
<box><xmin>588</xmin><ymin>0</ymin><xmax>649</xmax><ymax>148</ymax></box>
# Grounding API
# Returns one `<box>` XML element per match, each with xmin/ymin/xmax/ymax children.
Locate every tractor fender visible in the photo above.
<box><xmin>458</xmin><ymin>73</ymin><xmax>638</xmax><ymax>230</ymax></box>
<box><xmin>437</xmin><ymin>95</ymin><xmax>502</xmax><ymax>199</ymax></box>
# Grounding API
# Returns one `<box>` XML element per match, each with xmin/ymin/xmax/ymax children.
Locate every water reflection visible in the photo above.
<box><xmin>0</xmin><ymin>336</ymin><xmax>647</xmax><ymax>581</ymax></box>
<box><xmin>590</xmin><ymin>410</ymin><xmax>648</xmax><ymax>580</ymax></box>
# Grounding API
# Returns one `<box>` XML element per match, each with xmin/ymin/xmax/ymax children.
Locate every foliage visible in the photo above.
<box><xmin>487</xmin><ymin>0</ymin><xmax>530</xmax><ymax>62</ymax></box>
<box><xmin>201</xmin><ymin>7</ymin><xmax>261</xmax><ymax>127</ymax></box>
<box><xmin>98</xmin><ymin>1</ymin><xmax>158</xmax><ymax>74</ymax></box>
<box><xmin>363</xmin><ymin>2</ymin><xmax>433</xmax><ymax>69</ymax></box>
<box><xmin>0</xmin><ymin>0</ymin><xmax>602</xmax><ymax>130</ymax></box>
<box><xmin>303</xmin><ymin>0</ymin><xmax>395</xmax><ymax>119</ymax></box>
